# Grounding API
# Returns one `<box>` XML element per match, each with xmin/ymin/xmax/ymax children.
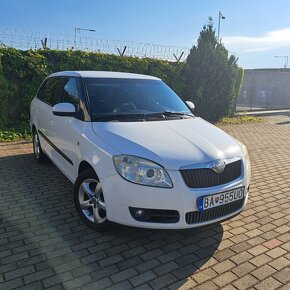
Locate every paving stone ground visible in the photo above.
<box><xmin>0</xmin><ymin>114</ymin><xmax>290</xmax><ymax>290</ymax></box>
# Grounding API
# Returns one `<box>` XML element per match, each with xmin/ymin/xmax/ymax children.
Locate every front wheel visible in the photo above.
<box><xmin>74</xmin><ymin>169</ymin><xmax>109</xmax><ymax>230</ymax></box>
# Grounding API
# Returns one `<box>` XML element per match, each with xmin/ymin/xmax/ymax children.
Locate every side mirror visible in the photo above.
<box><xmin>185</xmin><ymin>101</ymin><xmax>195</xmax><ymax>112</ymax></box>
<box><xmin>53</xmin><ymin>103</ymin><xmax>76</xmax><ymax>117</ymax></box>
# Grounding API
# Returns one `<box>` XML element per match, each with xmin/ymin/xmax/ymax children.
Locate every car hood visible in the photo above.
<box><xmin>92</xmin><ymin>117</ymin><xmax>243</xmax><ymax>170</ymax></box>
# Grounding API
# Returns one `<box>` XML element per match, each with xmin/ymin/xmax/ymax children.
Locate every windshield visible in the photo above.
<box><xmin>83</xmin><ymin>78</ymin><xmax>192</xmax><ymax>120</ymax></box>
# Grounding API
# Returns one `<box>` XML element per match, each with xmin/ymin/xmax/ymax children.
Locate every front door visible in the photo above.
<box><xmin>50</xmin><ymin>77</ymin><xmax>85</xmax><ymax>181</ymax></box>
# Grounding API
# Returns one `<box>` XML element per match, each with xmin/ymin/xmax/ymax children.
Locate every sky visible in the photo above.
<box><xmin>1</xmin><ymin>0</ymin><xmax>290</xmax><ymax>69</ymax></box>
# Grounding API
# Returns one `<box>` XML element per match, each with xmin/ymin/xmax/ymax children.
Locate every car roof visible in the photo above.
<box><xmin>48</xmin><ymin>71</ymin><xmax>161</xmax><ymax>80</ymax></box>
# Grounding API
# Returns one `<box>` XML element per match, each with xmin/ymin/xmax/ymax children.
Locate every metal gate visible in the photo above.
<box><xmin>236</xmin><ymin>69</ymin><xmax>290</xmax><ymax>111</ymax></box>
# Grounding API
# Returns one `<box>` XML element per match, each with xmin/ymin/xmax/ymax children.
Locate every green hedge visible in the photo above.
<box><xmin>0</xmin><ymin>47</ymin><xmax>243</xmax><ymax>128</ymax></box>
<box><xmin>0</xmin><ymin>47</ymin><xmax>185</xmax><ymax>128</ymax></box>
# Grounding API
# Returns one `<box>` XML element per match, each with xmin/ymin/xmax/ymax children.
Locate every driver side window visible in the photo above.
<box><xmin>59</xmin><ymin>77</ymin><xmax>83</xmax><ymax>118</ymax></box>
<box><xmin>60</xmin><ymin>77</ymin><xmax>80</xmax><ymax>106</ymax></box>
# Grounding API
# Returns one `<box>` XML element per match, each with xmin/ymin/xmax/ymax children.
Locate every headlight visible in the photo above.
<box><xmin>236</xmin><ymin>140</ymin><xmax>249</xmax><ymax>159</ymax></box>
<box><xmin>113</xmin><ymin>155</ymin><xmax>173</xmax><ymax>188</ymax></box>
<box><xmin>236</xmin><ymin>140</ymin><xmax>251</xmax><ymax>183</ymax></box>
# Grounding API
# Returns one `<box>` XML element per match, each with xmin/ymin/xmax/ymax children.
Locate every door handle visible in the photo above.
<box><xmin>50</xmin><ymin>118</ymin><xmax>54</xmax><ymax>124</ymax></box>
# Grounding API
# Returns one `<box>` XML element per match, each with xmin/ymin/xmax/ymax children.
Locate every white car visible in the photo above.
<box><xmin>30</xmin><ymin>71</ymin><xmax>251</xmax><ymax>230</ymax></box>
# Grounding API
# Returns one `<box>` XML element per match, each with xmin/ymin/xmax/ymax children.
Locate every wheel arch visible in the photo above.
<box><xmin>32</xmin><ymin>124</ymin><xmax>37</xmax><ymax>133</ymax></box>
<box><xmin>78</xmin><ymin>160</ymin><xmax>99</xmax><ymax>180</ymax></box>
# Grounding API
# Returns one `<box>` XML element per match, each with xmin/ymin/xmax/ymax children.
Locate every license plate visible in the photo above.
<box><xmin>197</xmin><ymin>187</ymin><xmax>245</xmax><ymax>212</ymax></box>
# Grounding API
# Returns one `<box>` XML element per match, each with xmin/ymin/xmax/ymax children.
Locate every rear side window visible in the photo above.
<box><xmin>37</xmin><ymin>77</ymin><xmax>62</xmax><ymax>106</ymax></box>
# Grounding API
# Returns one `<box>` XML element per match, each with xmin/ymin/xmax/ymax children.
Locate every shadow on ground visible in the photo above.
<box><xmin>0</xmin><ymin>153</ymin><xmax>223</xmax><ymax>289</ymax></box>
<box><xmin>276</xmin><ymin>120</ymin><xmax>290</xmax><ymax>125</ymax></box>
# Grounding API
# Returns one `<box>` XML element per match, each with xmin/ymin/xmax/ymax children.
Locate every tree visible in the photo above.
<box><xmin>184</xmin><ymin>18</ymin><xmax>243</xmax><ymax>121</ymax></box>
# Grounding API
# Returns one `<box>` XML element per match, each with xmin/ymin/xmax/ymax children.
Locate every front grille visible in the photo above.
<box><xmin>185</xmin><ymin>198</ymin><xmax>244</xmax><ymax>224</ymax></box>
<box><xmin>181</xmin><ymin>159</ymin><xmax>242</xmax><ymax>188</ymax></box>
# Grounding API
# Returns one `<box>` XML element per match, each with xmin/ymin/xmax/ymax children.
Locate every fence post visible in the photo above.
<box><xmin>173</xmin><ymin>52</ymin><xmax>184</xmax><ymax>62</ymax></box>
<box><xmin>41</xmin><ymin>37</ymin><xmax>48</xmax><ymax>49</ymax></box>
<box><xmin>117</xmin><ymin>46</ymin><xmax>127</xmax><ymax>57</ymax></box>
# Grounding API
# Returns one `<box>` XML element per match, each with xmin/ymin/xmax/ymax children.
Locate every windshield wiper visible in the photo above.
<box><xmin>92</xmin><ymin>114</ymin><xmax>146</xmax><ymax>121</ymax></box>
<box><xmin>144</xmin><ymin>111</ymin><xmax>194</xmax><ymax>119</ymax></box>
<box><xmin>92</xmin><ymin>111</ymin><xmax>194</xmax><ymax>121</ymax></box>
<box><xmin>163</xmin><ymin>111</ymin><xmax>194</xmax><ymax>117</ymax></box>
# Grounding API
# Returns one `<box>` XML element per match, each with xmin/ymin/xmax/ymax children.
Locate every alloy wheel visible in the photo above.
<box><xmin>78</xmin><ymin>178</ymin><xmax>106</xmax><ymax>224</ymax></box>
<box><xmin>33</xmin><ymin>133</ymin><xmax>40</xmax><ymax>159</ymax></box>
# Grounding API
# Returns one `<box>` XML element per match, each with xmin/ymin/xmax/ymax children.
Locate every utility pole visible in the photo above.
<box><xmin>74</xmin><ymin>28</ymin><xmax>96</xmax><ymax>49</ymax></box>
<box><xmin>274</xmin><ymin>55</ymin><xmax>288</xmax><ymax>68</ymax></box>
<box><xmin>218</xmin><ymin>11</ymin><xmax>226</xmax><ymax>42</ymax></box>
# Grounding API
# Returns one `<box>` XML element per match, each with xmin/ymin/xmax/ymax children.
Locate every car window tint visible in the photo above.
<box><xmin>84</xmin><ymin>78</ymin><xmax>191</xmax><ymax>116</ymax></box>
<box><xmin>60</xmin><ymin>78</ymin><xmax>80</xmax><ymax>106</ymax></box>
<box><xmin>37</xmin><ymin>77</ymin><xmax>61</xmax><ymax>106</ymax></box>
<box><xmin>36</xmin><ymin>82</ymin><xmax>46</xmax><ymax>101</ymax></box>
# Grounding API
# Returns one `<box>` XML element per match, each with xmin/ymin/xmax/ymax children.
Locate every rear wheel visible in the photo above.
<box><xmin>33</xmin><ymin>130</ymin><xmax>47</xmax><ymax>164</ymax></box>
<box><xmin>74</xmin><ymin>169</ymin><xmax>109</xmax><ymax>230</ymax></box>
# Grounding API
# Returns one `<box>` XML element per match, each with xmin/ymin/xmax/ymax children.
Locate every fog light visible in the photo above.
<box><xmin>135</xmin><ymin>209</ymin><xmax>144</xmax><ymax>218</ymax></box>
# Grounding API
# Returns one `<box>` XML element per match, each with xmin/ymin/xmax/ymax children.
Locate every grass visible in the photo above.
<box><xmin>0</xmin><ymin>130</ymin><xmax>32</xmax><ymax>142</ymax></box>
<box><xmin>0</xmin><ymin>122</ymin><xmax>32</xmax><ymax>142</ymax></box>
<box><xmin>218</xmin><ymin>115</ymin><xmax>263</xmax><ymax>125</ymax></box>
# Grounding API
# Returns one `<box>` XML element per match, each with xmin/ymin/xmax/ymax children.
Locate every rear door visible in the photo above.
<box><xmin>35</xmin><ymin>77</ymin><xmax>62</xmax><ymax>156</ymax></box>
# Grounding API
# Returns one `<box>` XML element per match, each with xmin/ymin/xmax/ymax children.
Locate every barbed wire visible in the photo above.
<box><xmin>0</xmin><ymin>29</ymin><xmax>191</xmax><ymax>61</ymax></box>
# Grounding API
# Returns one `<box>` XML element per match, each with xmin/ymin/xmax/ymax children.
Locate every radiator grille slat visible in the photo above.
<box><xmin>185</xmin><ymin>199</ymin><xmax>244</xmax><ymax>224</ymax></box>
<box><xmin>181</xmin><ymin>159</ymin><xmax>242</xmax><ymax>188</ymax></box>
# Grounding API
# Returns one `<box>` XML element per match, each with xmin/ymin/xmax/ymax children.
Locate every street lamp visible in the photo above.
<box><xmin>217</xmin><ymin>11</ymin><xmax>226</xmax><ymax>42</ymax></box>
<box><xmin>274</xmin><ymin>56</ymin><xmax>288</xmax><ymax>68</ymax></box>
<box><xmin>74</xmin><ymin>28</ymin><xmax>96</xmax><ymax>49</ymax></box>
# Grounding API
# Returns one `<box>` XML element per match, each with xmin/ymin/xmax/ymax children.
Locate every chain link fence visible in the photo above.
<box><xmin>0</xmin><ymin>29</ymin><xmax>190</xmax><ymax>61</ymax></box>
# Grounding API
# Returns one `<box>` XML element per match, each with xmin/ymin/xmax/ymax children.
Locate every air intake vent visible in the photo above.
<box><xmin>185</xmin><ymin>198</ymin><xmax>244</xmax><ymax>224</ymax></box>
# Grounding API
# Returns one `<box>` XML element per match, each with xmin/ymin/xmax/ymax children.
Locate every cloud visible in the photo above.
<box><xmin>222</xmin><ymin>28</ymin><xmax>290</xmax><ymax>53</ymax></box>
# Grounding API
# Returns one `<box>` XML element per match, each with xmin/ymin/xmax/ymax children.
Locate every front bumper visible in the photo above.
<box><xmin>100</xmin><ymin>168</ymin><xmax>250</xmax><ymax>229</ymax></box>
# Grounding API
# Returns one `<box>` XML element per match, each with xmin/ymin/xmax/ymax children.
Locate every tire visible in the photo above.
<box><xmin>33</xmin><ymin>130</ymin><xmax>48</xmax><ymax>164</ymax></box>
<box><xmin>74</xmin><ymin>169</ymin><xmax>109</xmax><ymax>230</ymax></box>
